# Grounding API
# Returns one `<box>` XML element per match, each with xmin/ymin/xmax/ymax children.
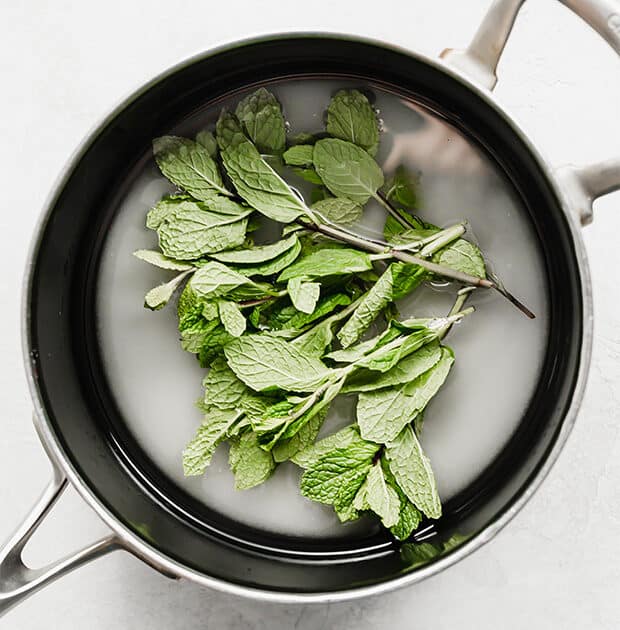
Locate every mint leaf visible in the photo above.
<box><xmin>287</xmin><ymin>278</ymin><xmax>320</xmax><ymax>314</ymax></box>
<box><xmin>313</xmin><ymin>138</ymin><xmax>384</xmax><ymax>204</ymax></box>
<box><xmin>290</xmin><ymin>319</ymin><xmax>333</xmax><ymax>357</ymax></box>
<box><xmin>342</xmin><ymin>341</ymin><xmax>442</xmax><ymax>393</ymax></box>
<box><xmin>311</xmin><ymin>197</ymin><xmax>363</xmax><ymax>226</ymax></box>
<box><xmin>183</xmin><ymin>408</ymin><xmax>242</xmax><ymax>476</ymax></box>
<box><xmin>153</xmin><ymin>136</ymin><xmax>230</xmax><ymax>200</ymax></box>
<box><xmin>432</xmin><ymin>238</ymin><xmax>486</xmax><ymax>278</ymax></box>
<box><xmin>284</xmin><ymin>293</ymin><xmax>351</xmax><ymax>330</ymax></box>
<box><xmin>283</xmin><ymin>144</ymin><xmax>314</xmax><ymax>166</ymax></box>
<box><xmin>292</xmin><ymin>424</ymin><xmax>361</xmax><ymax>468</ymax></box>
<box><xmin>326</xmin><ymin>89</ymin><xmax>379</xmax><ymax>155</ymax></box>
<box><xmin>157</xmin><ymin>203</ymin><xmax>249</xmax><ymax>259</ymax></box>
<box><xmin>146</xmin><ymin>194</ymin><xmax>190</xmax><ymax>230</ymax></box>
<box><xmin>353</xmin><ymin>461</ymin><xmax>400</xmax><ymax>528</ymax></box>
<box><xmin>218</xmin><ymin>300</ymin><xmax>246</xmax><ymax>337</ymax></box>
<box><xmin>224</xmin><ymin>334</ymin><xmax>332</xmax><ymax>393</ymax></box>
<box><xmin>386</xmin><ymin>424</ymin><xmax>441</xmax><ymax>519</ymax></box>
<box><xmin>382</xmin><ymin>165</ymin><xmax>420</xmax><ymax>209</ymax></box>
<box><xmin>211</xmin><ymin>233</ymin><xmax>298</xmax><ymax>264</ymax></box>
<box><xmin>144</xmin><ymin>269</ymin><xmax>192</xmax><ymax>310</ymax></box>
<box><xmin>356</xmin><ymin>347</ymin><xmax>454</xmax><ymax>442</ymax></box>
<box><xmin>300</xmin><ymin>441</ymin><xmax>379</xmax><ymax>505</ymax></box>
<box><xmin>235</xmin><ymin>238</ymin><xmax>302</xmax><ymax>277</ymax></box>
<box><xmin>195</xmin><ymin>129</ymin><xmax>218</xmax><ymax>156</ymax></box>
<box><xmin>217</xmin><ymin>112</ymin><xmax>307</xmax><ymax>223</ymax></box>
<box><xmin>277</xmin><ymin>248</ymin><xmax>372</xmax><ymax>281</ymax></box>
<box><xmin>202</xmin><ymin>356</ymin><xmax>248</xmax><ymax>410</ymax></box>
<box><xmin>133</xmin><ymin>249</ymin><xmax>194</xmax><ymax>271</ymax></box>
<box><xmin>380</xmin><ymin>457</ymin><xmax>422</xmax><ymax>540</ymax></box>
<box><xmin>292</xmin><ymin>167</ymin><xmax>324</xmax><ymax>185</ymax></box>
<box><xmin>337</xmin><ymin>262</ymin><xmax>425</xmax><ymax>348</ymax></box>
<box><xmin>235</xmin><ymin>88</ymin><xmax>286</xmax><ymax>154</ymax></box>
<box><xmin>191</xmin><ymin>262</ymin><xmax>270</xmax><ymax>299</ymax></box>
<box><xmin>229</xmin><ymin>431</ymin><xmax>275</xmax><ymax>489</ymax></box>
<box><xmin>272</xmin><ymin>406</ymin><xmax>328</xmax><ymax>463</ymax></box>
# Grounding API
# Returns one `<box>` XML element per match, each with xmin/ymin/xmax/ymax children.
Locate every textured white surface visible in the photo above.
<box><xmin>0</xmin><ymin>0</ymin><xmax>619</xmax><ymax>627</ymax></box>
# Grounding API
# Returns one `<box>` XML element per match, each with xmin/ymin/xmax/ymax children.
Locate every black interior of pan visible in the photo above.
<box><xmin>27</xmin><ymin>36</ymin><xmax>583</xmax><ymax>592</ymax></box>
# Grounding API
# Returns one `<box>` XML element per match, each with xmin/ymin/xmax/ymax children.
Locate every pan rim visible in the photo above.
<box><xmin>21</xmin><ymin>32</ymin><xmax>593</xmax><ymax>603</ymax></box>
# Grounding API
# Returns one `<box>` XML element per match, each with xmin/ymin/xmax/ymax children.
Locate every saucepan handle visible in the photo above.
<box><xmin>0</xmin><ymin>451</ymin><xmax>119</xmax><ymax>617</ymax></box>
<box><xmin>441</xmin><ymin>0</ymin><xmax>620</xmax><ymax>224</ymax></box>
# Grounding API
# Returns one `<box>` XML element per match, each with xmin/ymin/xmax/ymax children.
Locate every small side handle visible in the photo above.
<box><xmin>0</xmin><ymin>459</ymin><xmax>119</xmax><ymax>617</ymax></box>
<box><xmin>440</xmin><ymin>0</ymin><xmax>620</xmax><ymax>224</ymax></box>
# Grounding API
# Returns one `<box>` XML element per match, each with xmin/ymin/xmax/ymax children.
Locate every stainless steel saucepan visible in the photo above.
<box><xmin>1</xmin><ymin>0</ymin><xmax>619</xmax><ymax>616</ymax></box>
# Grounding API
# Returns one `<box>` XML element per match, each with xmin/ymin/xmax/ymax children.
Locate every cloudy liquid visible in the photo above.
<box><xmin>96</xmin><ymin>79</ymin><xmax>548</xmax><ymax>538</ymax></box>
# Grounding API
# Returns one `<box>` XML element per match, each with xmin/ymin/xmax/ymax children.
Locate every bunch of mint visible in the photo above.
<box><xmin>134</xmin><ymin>87</ymin><xmax>494</xmax><ymax>539</ymax></box>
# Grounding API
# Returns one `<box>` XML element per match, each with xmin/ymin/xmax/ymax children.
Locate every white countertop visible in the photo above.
<box><xmin>1</xmin><ymin>0</ymin><xmax>619</xmax><ymax>627</ymax></box>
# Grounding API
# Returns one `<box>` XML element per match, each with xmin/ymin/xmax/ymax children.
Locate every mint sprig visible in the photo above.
<box><xmin>133</xmin><ymin>86</ymin><xmax>536</xmax><ymax>542</ymax></box>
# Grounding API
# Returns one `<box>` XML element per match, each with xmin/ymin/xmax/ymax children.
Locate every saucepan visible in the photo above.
<box><xmin>1</xmin><ymin>0</ymin><xmax>619</xmax><ymax>616</ymax></box>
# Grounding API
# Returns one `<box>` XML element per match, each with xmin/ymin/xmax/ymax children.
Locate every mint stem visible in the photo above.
<box><xmin>373</xmin><ymin>191</ymin><xmax>412</xmax><ymax>229</ymax></box>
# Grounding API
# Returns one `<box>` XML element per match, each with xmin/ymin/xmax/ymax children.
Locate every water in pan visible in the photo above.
<box><xmin>96</xmin><ymin>78</ymin><xmax>548</xmax><ymax>538</ymax></box>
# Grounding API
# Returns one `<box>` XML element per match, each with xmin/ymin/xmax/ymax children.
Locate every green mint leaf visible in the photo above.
<box><xmin>182</xmin><ymin>408</ymin><xmax>242</xmax><ymax>476</ymax></box>
<box><xmin>335</xmin><ymin>503</ymin><xmax>361</xmax><ymax>523</ymax></box>
<box><xmin>284</xmin><ymin>293</ymin><xmax>351</xmax><ymax>330</ymax></box>
<box><xmin>381</xmin><ymin>457</ymin><xmax>422</xmax><ymax>540</ymax></box>
<box><xmin>133</xmin><ymin>249</ymin><xmax>194</xmax><ymax>271</ymax></box>
<box><xmin>211</xmin><ymin>233</ymin><xmax>298</xmax><ymax>264</ymax></box>
<box><xmin>153</xmin><ymin>136</ymin><xmax>230</xmax><ymax>200</ymax></box>
<box><xmin>311</xmin><ymin>197</ymin><xmax>363</xmax><ymax>226</ymax></box>
<box><xmin>292</xmin><ymin>424</ymin><xmax>361</xmax><ymax>468</ymax></box>
<box><xmin>300</xmin><ymin>441</ymin><xmax>379</xmax><ymax>505</ymax></box>
<box><xmin>325</xmin><ymin>337</ymin><xmax>379</xmax><ymax>363</ymax></box>
<box><xmin>218</xmin><ymin>300</ymin><xmax>246</xmax><ymax>337</ymax></box>
<box><xmin>272</xmin><ymin>407</ymin><xmax>328</xmax><ymax>463</ymax></box>
<box><xmin>202</xmin><ymin>300</ymin><xmax>220</xmax><ymax>320</ymax></box>
<box><xmin>290</xmin><ymin>319</ymin><xmax>334</xmax><ymax>357</ymax></box>
<box><xmin>190</xmin><ymin>262</ymin><xmax>268</xmax><ymax>299</ymax></box>
<box><xmin>202</xmin><ymin>356</ymin><xmax>248</xmax><ymax>410</ymax></box>
<box><xmin>195</xmin><ymin>129</ymin><xmax>218</xmax><ymax>157</ymax></box>
<box><xmin>337</xmin><ymin>262</ymin><xmax>426</xmax><ymax>348</ymax></box>
<box><xmin>217</xmin><ymin>111</ymin><xmax>307</xmax><ymax>223</ymax></box>
<box><xmin>144</xmin><ymin>270</ymin><xmax>192</xmax><ymax>310</ymax></box>
<box><xmin>386</xmin><ymin>425</ymin><xmax>441</xmax><ymax>519</ymax></box>
<box><xmin>146</xmin><ymin>194</ymin><xmax>190</xmax><ymax>230</ymax></box>
<box><xmin>234</xmin><ymin>238</ymin><xmax>302</xmax><ymax>277</ymax></box>
<box><xmin>287</xmin><ymin>278</ymin><xmax>320</xmax><ymax>314</ymax></box>
<box><xmin>342</xmin><ymin>341</ymin><xmax>442</xmax><ymax>393</ymax></box>
<box><xmin>313</xmin><ymin>138</ymin><xmax>384</xmax><ymax>204</ymax></box>
<box><xmin>157</xmin><ymin>203</ymin><xmax>249</xmax><ymax>260</ymax></box>
<box><xmin>283</xmin><ymin>144</ymin><xmax>314</xmax><ymax>166</ymax></box>
<box><xmin>432</xmin><ymin>238</ymin><xmax>486</xmax><ymax>278</ymax></box>
<box><xmin>414</xmin><ymin>410</ymin><xmax>425</xmax><ymax>437</ymax></box>
<box><xmin>356</xmin><ymin>346</ymin><xmax>454</xmax><ymax>442</ymax></box>
<box><xmin>224</xmin><ymin>334</ymin><xmax>332</xmax><ymax>393</ymax></box>
<box><xmin>235</xmin><ymin>88</ymin><xmax>286</xmax><ymax>154</ymax></box>
<box><xmin>326</xmin><ymin>89</ymin><xmax>379</xmax><ymax>155</ymax></box>
<box><xmin>277</xmin><ymin>248</ymin><xmax>372</xmax><ymax>282</ymax></box>
<box><xmin>386</xmin><ymin>226</ymin><xmax>439</xmax><ymax>246</ymax></box>
<box><xmin>353</xmin><ymin>461</ymin><xmax>400</xmax><ymax>528</ymax></box>
<box><xmin>382</xmin><ymin>165</ymin><xmax>420</xmax><ymax>209</ymax></box>
<box><xmin>292</xmin><ymin>167</ymin><xmax>324</xmax><ymax>185</ymax></box>
<box><xmin>229</xmin><ymin>431</ymin><xmax>275</xmax><ymax>490</ymax></box>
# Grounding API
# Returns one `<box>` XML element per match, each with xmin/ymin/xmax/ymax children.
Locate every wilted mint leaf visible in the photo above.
<box><xmin>432</xmin><ymin>238</ymin><xmax>486</xmax><ymax>279</ymax></box>
<box><xmin>211</xmin><ymin>233</ymin><xmax>298</xmax><ymax>265</ymax></box>
<box><xmin>133</xmin><ymin>249</ymin><xmax>194</xmax><ymax>271</ymax></box>
<box><xmin>382</xmin><ymin>165</ymin><xmax>420</xmax><ymax>209</ymax></box>
<box><xmin>144</xmin><ymin>270</ymin><xmax>193</xmax><ymax>310</ymax></box>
